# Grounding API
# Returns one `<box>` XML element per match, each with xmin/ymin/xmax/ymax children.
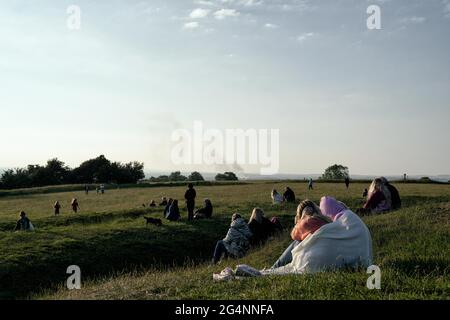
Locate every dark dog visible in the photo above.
<box><xmin>144</xmin><ymin>217</ymin><xmax>162</xmax><ymax>226</ymax></box>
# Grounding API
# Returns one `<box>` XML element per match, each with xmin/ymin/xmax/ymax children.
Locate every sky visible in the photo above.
<box><xmin>0</xmin><ymin>0</ymin><xmax>449</xmax><ymax>176</ymax></box>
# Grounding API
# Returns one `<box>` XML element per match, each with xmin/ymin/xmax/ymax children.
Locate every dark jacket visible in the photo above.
<box><xmin>15</xmin><ymin>217</ymin><xmax>31</xmax><ymax>231</ymax></box>
<box><xmin>283</xmin><ymin>188</ymin><xmax>296</xmax><ymax>203</ymax></box>
<box><xmin>166</xmin><ymin>204</ymin><xmax>180</xmax><ymax>221</ymax></box>
<box><xmin>386</xmin><ymin>183</ymin><xmax>401</xmax><ymax>209</ymax></box>
<box><xmin>184</xmin><ymin>188</ymin><xmax>196</xmax><ymax>204</ymax></box>
<box><xmin>248</xmin><ymin>217</ymin><xmax>277</xmax><ymax>245</ymax></box>
<box><xmin>196</xmin><ymin>202</ymin><xmax>213</xmax><ymax>218</ymax></box>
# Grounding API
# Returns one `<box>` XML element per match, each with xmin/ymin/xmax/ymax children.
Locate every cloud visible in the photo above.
<box><xmin>297</xmin><ymin>32</ymin><xmax>315</xmax><ymax>42</ymax></box>
<box><xmin>264</xmin><ymin>23</ymin><xmax>279</xmax><ymax>29</ymax></box>
<box><xmin>183</xmin><ymin>21</ymin><xmax>200</xmax><ymax>29</ymax></box>
<box><xmin>189</xmin><ymin>8</ymin><xmax>210</xmax><ymax>19</ymax></box>
<box><xmin>214</xmin><ymin>8</ymin><xmax>240</xmax><ymax>20</ymax></box>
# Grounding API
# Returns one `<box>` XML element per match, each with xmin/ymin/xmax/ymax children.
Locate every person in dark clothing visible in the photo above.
<box><xmin>164</xmin><ymin>198</ymin><xmax>173</xmax><ymax>217</ymax></box>
<box><xmin>159</xmin><ymin>197</ymin><xmax>168</xmax><ymax>206</ymax></box>
<box><xmin>363</xmin><ymin>188</ymin><xmax>368</xmax><ymax>198</ymax></box>
<box><xmin>71</xmin><ymin>198</ymin><xmax>79</xmax><ymax>213</ymax></box>
<box><xmin>283</xmin><ymin>187</ymin><xmax>296</xmax><ymax>203</ymax></box>
<box><xmin>194</xmin><ymin>199</ymin><xmax>213</xmax><ymax>220</ymax></box>
<box><xmin>184</xmin><ymin>183</ymin><xmax>197</xmax><ymax>221</ymax></box>
<box><xmin>345</xmin><ymin>177</ymin><xmax>350</xmax><ymax>189</ymax></box>
<box><xmin>84</xmin><ymin>185</ymin><xmax>89</xmax><ymax>195</ymax></box>
<box><xmin>14</xmin><ymin>211</ymin><xmax>32</xmax><ymax>231</ymax></box>
<box><xmin>381</xmin><ymin>178</ymin><xmax>401</xmax><ymax>209</ymax></box>
<box><xmin>247</xmin><ymin>208</ymin><xmax>278</xmax><ymax>245</ymax></box>
<box><xmin>54</xmin><ymin>201</ymin><xmax>61</xmax><ymax>215</ymax></box>
<box><xmin>149</xmin><ymin>200</ymin><xmax>156</xmax><ymax>207</ymax></box>
<box><xmin>166</xmin><ymin>199</ymin><xmax>180</xmax><ymax>221</ymax></box>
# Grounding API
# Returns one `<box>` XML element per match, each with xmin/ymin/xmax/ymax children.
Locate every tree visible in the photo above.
<box><xmin>168</xmin><ymin>171</ymin><xmax>187</xmax><ymax>182</ymax></box>
<box><xmin>215</xmin><ymin>172</ymin><xmax>238</xmax><ymax>181</ymax></box>
<box><xmin>188</xmin><ymin>171</ymin><xmax>204</xmax><ymax>181</ymax></box>
<box><xmin>322</xmin><ymin>164</ymin><xmax>349</xmax><ymax>180</ymax></box>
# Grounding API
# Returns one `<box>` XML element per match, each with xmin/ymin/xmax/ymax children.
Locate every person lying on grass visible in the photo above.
<box><xmin>248</xmin><ymin>208</ymin><xmax>281</xmax><ymax>246</ymax></box>
<box><xmin>212</xmin><ymin>213</ymin><xmax>253</xmax><ymax>264</ymax></box>
<box><xmin>194</xmin><ymin>199</ymin><xmax>213</xmax><ymax>220</ymax></box>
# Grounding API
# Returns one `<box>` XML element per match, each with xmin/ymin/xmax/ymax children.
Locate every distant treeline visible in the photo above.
<box><xmin>147</xmin><ymin>171</ymin><xmax>238</xmax><ymax>183</ymax></box>
<box><xmin>0</xmin><ymin>155</ymin><xmax>144</xmax><ymax>190</ymax></box>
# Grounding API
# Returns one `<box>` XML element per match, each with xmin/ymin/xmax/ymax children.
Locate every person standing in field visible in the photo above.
<box><xmin>184</xmin><ymin>183</ymin><xmax>197</xmax><ymax>221</ymax></box>
<box><xmin>84</xmin><ymin>185</ymin><xmax>89</xmax><ymax>195</ymax></box>
<box><xmin>308</xmin><ymin>178</ymin><xmax>314</xmax><ymax>190</ymax></box>
<box><xmin>345</xmin><ymin>177</ymin><xmax>350</xmax><ymax>189</ymax></box>
<box><xmin>71</xmin><ymin>198</ymin><xmax>80</xmax><ymax>213</ymax></box>
<box><xmin>54</xmin><ymin>201</ymin><xmax>61</xmax><ymax>216</ymax></box>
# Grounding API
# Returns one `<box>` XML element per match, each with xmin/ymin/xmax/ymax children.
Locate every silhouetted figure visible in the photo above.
<box><xmin>84</xmin><ymin>185</ymin><xmax>89</xmax><ymax>195</ymax></box>
<box><xmin>194</xmin><ymin>199</ymin><xmax>213</xmax><ymax>220</ymax></box>
<box><xmin>159</xmin><ymin>197</ymin><xmax>168</xmax><ymax>206</ymax></box>
<box><xmin>54</xmin><ymin>201</ymin><xmax>61</xmax><ymax>215</ymax></box>
<box><xmin>166</xmin><ymin>199</ymin><xmax>180</xmax><ymax>221</ymax></box>
<box><xmin>14</xmin><ymin>211</ymin><xmax>32</xmax><ymax>231</ymax></box>
<box><xmin>345</xmin><ymin>177</ymin><xmax>350</xmax><ymax>189</ymax></box>
<box><xmin>184</xmin><ymin>183</ymin><xmax>197</xmax><ymax>221</ymax></box>
<box><xmin>363</xmin><ymin>188</ymin><xmax>368</xmax><ymax>198</ymax></box>
<box><xmin>248</xmin><ymin>208</ymin><xmax>278</xmax><ymax>245</ymax></box>
<box><xmin>149</xmin><ymin>200</ymin><xmax>156</xmax><ymax>207</ymax></box>
<box><xmin>283</xmin><ymin>187</ymin><xmax>296</xmax><ymax>203</ymax></box>
<box><xmin>380</xmin><ymin>177</ymin><xmax>402</xmax><ymax>210</ymax></box>
<box><xmin>71</xmin><ymin>198</ymin><xmax>79</xmax><ymax>213</ymax></box>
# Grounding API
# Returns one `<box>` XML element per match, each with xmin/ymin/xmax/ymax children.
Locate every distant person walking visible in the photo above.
<box><xmin>71</xmin><ymin>198</ymin><xmax>79</xmax><ymax>213</ymax></box>
<box><xmin>184</xmin><ymin>183</ymin><xmax>197</xmax><ymax>221</ymax></box>
<box><xmin>54</xmin><ymin>201</ymin><xmax>61</xmax><ymax>216</ymax></box>
<box><xmin>308</xmin><ymin>178</ymin><xmax>314</xmax><ymax>190</ymax></box>
<box><xmin>14</xmin><ymin>211</ymin><xmax>33</xmax><ymax>231</ymax></box>
<box><xmin>84</xmin><ymin>185</ymin><xmax>89</xmax><ymax>195</ymax></box>
<box><xmin>345</xmin><ymin>177</ymin><xmax>350</xmax><ymax>189</ymax></box>
<box><xmin>100</xmin><ymin>184</ymin><xmax>105</xmax><ymax>194</ymax></box>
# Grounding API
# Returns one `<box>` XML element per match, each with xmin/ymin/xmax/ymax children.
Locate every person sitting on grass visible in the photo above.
<box><xmin>159</xmin><ymin>197</ymin><xmax>168</xmax><ymax>206</ymax></box>
<box><xmin>248</xmin><ymin>208</ymin><xmax>279</xmax><ymax>245</ymax></box>
<box><xmin>380</xmin><ymin>177</ymin><xmax>402</xmax><ymax>210</ymax></box>
<box><xmin>358</xmin><ymin>178</ymin><xmax>392</xmax><ymax>215</ymax></box>
<box><xmin>14</xmin><ymin>211</ymin><xmax>33</xmax><ymax>231</ymax></box>
<box><xmin>149</xmin><ymin>200</ymin><xmax>156</xmax><ymax>207</ymax></box>
<box><xmin>54</xmin><ymin>201</ymin><xmax>61</xmax><ymax>216</ymax></box>
<box><xmin>271</xmin><ymin>189</ymin><xmax>284</xmax><ymax>204</ymax></box>
<box><xmin>283</xmin><ymin>187</ymin><xmax>296</xmax><ymax>203</ymax></box>
<box><xmin>271</xmin><ymin>200</ymin><xmax>332</xmax><ymax>269</ymax></box>
<box><xmin>166</xmin><ymin>199</ymin><xmax>180</xmax><ymax>221</ymax></box>
<box><xmin>71</xmin><ymin>198</ymin><xmax>79</xmax><ymax>213</ymax></box>
<box><xmin>212</xmin><ymin>213</ymin><xmax>253</xmax><ymax>264</ymax></box>
<box><xmin>164</xmin><ymin>198</ymin><xmax>173</xmax><ymax>217</ymax></box>
<box><xmin>194</xmin><ymin>199</ymin><xmax>213</xmax><ymax>220</ymax></box>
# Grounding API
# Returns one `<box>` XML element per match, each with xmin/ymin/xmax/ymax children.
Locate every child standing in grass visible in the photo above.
<box><xmin>71</xmin><ymin>198</ymin><xmax>79</xmax><ymax>213</ymax></box>
<box><xmin>54</xmin><ymin>201</ymin><xmax>61</xmax><ymax>215</ymax></box>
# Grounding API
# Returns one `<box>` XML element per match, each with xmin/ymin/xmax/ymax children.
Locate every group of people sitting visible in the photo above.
<box><xmin>156</xmin><ymin>183</ymin><xmax>214</xmax><ymax>222</ymax></box>
<box><xmin>213</xmin><ymin>196</ymin><xmax>373</xmax><ymax>277</ymax></box>
<box><xmin>212</xmin><ymin>208</ymin><xmax>283</xmax><ymax>264</ymax></box>
<box><xmin>271</xmin><ymin>187</ymin><xmax>296</xmax><ymax>204</ymax></box>
<box><xmin>359</xmin><ymin>177</ymin><xmax>401</xmax><ymax>214</ymax></box>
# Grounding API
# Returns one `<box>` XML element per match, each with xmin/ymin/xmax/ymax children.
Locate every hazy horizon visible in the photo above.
<box><xmin>1</xmin><ymin>0</ymin><xmax>449</xmax><ymax>176</ymax></box>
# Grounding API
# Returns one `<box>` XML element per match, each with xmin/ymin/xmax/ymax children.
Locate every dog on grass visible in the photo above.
<box><xmin>144</xmin><ymin>216</ymin><xmax>162</xmax><ymax>226</ymax></box>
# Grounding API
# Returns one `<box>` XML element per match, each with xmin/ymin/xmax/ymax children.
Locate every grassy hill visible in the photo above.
<box><xmin>0</xmin><ymin>182</ymin><xmax>448</xmax><ymax>300</ymax></box>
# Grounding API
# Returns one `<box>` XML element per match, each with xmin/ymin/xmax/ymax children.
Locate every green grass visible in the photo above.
<box><xmin>0</xmin><ymin>182</ymin><xmax>449</xmax><ymax>300</ymax></box>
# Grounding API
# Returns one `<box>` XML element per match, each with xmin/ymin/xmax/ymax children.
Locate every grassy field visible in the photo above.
<box><xmin>0</xmin><ymin>182</ymin><xmax>449</xmax><ymax>300</ymax></box>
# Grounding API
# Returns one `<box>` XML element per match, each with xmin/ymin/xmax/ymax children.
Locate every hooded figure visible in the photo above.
<box><xmin>320</xmin><ymin>196</ymin><xmax>348</xmax><ymax>221</ymax></box>
<box><xmin>222</xmin><ymin>214</ymin><xmax>253</xmax><ymax>258</ymax></box>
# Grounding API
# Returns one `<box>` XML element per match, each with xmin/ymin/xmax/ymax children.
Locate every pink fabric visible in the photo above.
<box><xmin>291</xmin><ymin>216</ymin><xmax>328</xmax><ymax>241</ymax></box>
<box><xmin>320</xmin><ymin>196</ymin><xmax>347</xmax><ymax>221</ymax></box>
